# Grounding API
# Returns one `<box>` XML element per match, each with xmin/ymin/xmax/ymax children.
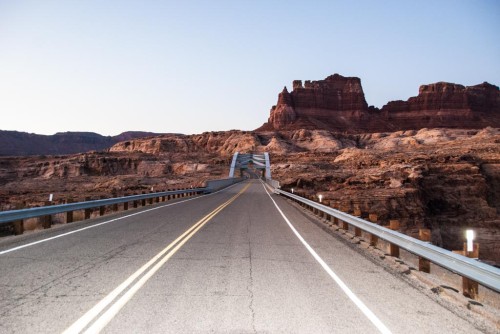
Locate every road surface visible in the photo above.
<box><xmin>0</xmin><ymin>180</ymin><xmax>482</xmax><ymax>333</ymax></box>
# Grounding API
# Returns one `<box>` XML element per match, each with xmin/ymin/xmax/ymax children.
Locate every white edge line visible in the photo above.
<box><xmin>0</xmin><ymin>182</ymin><xmax>243</xmax><ymax>256</ymax></box>
<box><xmin>261</xmin><ymin>182</ymin><xmax>392</xmax><ymax>334</ymax></box>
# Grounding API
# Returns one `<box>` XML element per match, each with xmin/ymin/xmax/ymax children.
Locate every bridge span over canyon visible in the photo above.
<box><xmin>0</xmin><ymin>154</ymin><xmax>498</xmax><ymax>333</ymax></box>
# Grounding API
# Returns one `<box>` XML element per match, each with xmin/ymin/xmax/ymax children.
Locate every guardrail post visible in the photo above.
<box><xmin>84</xmin><ymin>197</ymin><xmax>92</xmax><ymax>220</ymax></box>
<box><xmin>462</xmin><ymin>242</ymin><xmax>479</xmax><ymax>299</ymax></box>
<box><xmin>66</xmin><ymin>199</ymin><xmax>74</xmax><ymax>223</ymax></box>
<box><xmin>99</xmin><ymin>196</ymin><xmax>106</xmax><ymax>216</ymax></box>
<box><xmin>13</xmin><ymin>204</ymin><xmax>24</xmax><ymax>235</ymax></box>
<box><xmin>133</xmin><ymin>193</ymin><xmax>138</xmax><ymax>208</ymax></box>
<box><xmin>353</xmin><ymin>209</ymin><xmax>362</xmax><ymax>237</ymax></box>
<box><xmin>369</xmin><ymin>214</ymin><xmax>378</xmax><ymax>246</ymax></box>
<box><xmin>141</xmin><ymin>192</ymin><xmax>146</xmax><ymax>206</ymax></box>
<box><xmin>148</xmin><ymin>191</ymin><xmax>153</xmax><ymax>205</ymax></box>
<box><xmin>418</xmin><ymin>229</ymin><xmax>431</xmax><ymax>273</ymax></box>
<box><xmin>387</xmin><ymin>220</ymin><xmax>400</xmax><ymax>257</ymax></box>
<box><xmin>41</xmin><ymin>201</ymin><xmax>52</xmax><ymax>228</ymax></box>
<box><xmin>123</xmin><ymin>194</ymin><xmax>129</xmax><ymax>210</ymax></box>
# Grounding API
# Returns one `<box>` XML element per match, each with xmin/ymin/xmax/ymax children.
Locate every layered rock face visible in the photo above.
<box><xmin>266</xmin><ymin>74</ymin><xmax>370</xmax><ymax>131</ymax></box>
<box><xmin>2</xmin><ymin>128</ymin><xmax>499</xmax><ymax>264</ymax></box>
<box><xmin>261</xmin><ymin>75</ymin><xmax>500</xmax><ymax>132</ymax></box>
<box><xmin>380</xmin><ymin>82</ymin><xmax>500</xmax><ymax>130</ymax></box>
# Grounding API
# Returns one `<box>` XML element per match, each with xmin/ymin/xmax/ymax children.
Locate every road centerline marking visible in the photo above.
<box><xmin>63</xmin><ymin>182</ymin><xmax>250</xmax><ymax>334</ymax></box>
<box><xmin>261</xmin><ymin>182</ymin><xmax>392</xmax><ymax>334</ymax></box>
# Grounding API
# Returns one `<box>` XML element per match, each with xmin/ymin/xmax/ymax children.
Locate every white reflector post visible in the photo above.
<box><xmin>49</xmin><ymin>194</ymin><xmax>53</xmax><ymax>202</ymax></box>
<box><xmin>318</xmin><ymin>194</ymin><xmax>323</xmax><ymax>203</ymax></box>
<box><xmin>466</xmin><ymin>230</ymin><xmax>474</xmax><ymax>252</ymax></box>
<box><xmin>291</xmin><ymin>188</ymin><xmax>294</xmax><ymax>194</ymax></box>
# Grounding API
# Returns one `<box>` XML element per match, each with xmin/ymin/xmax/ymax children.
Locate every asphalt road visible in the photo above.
<box><xmin>0</xmin><ymin>180</ymin><xmax>483</xmax><ymax>333</ymax></box>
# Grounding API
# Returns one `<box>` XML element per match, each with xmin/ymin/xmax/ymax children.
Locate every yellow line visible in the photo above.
<box><xmin>64</xmin><ymin>183</ymin><xmax>250</xmax><ymax>334</ymax></box>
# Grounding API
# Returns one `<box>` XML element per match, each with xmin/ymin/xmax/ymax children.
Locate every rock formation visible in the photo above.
<box><xmin>379</xmin><ymin>82</ymin><xmax>500</xmax><ymax>130</ymax></box>
<box><xmin>264</xmin><ymin>74</ymin><xmax>370</xmax><ymax>131</ymax></box>
<box><xmin>1</xmin><ymin>73</ymin><xmax>499</xmax><ymax>266</ymax></box>
<box><xmin>0</xmin><ymin>131</ymin><xmax>163</xmax><ymax>156</ymax></box>
<box><xmin>260</xmin><ymin>75</ymin><xmax>500</xmax><ymax>132</ymax></box>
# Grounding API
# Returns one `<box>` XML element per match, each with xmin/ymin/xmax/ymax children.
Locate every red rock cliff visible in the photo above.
<box><xmin>260</xmin><ymin>75</ymin><xmax>500</xmax><ymax>132</ymax></box>
<box><xmin>379</xmin><ymin>82</ymin><xmax>500</xmax><ymax>130</ymax></box>
<box><xmin>266</xmin><ymin>74</ymin><xmax>369</xmax><ymax>131</ymax></box>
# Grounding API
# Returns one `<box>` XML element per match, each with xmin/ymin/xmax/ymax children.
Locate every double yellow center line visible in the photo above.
<box><xmin>64</xmin><ymin>183</ymin><xmax>250</xmax><ymax>334</ymax></box>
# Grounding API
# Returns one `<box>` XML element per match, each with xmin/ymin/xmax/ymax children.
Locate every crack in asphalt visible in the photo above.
<box><xmin>246</xmin><ymin>213</ymin><xmax>257</xmax><ymax>334</ymax></box>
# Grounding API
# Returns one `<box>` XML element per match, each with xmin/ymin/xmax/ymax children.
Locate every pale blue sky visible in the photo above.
<box><xmin>0</xmin><ymin>1</ymin><xmax>499</xmax><ymax>136</ymax></box>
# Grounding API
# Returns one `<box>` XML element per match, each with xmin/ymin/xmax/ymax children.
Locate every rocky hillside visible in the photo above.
<box><xmin>0</xmin><ymin>131</ymin><xmax>163</xmax><ymax>156</ymax></box>
<box><xmin>259</xmin><ymin>74</ymin><xmax>500</xmax><ymax>132</ymax></box>
<box><xmin>1</xmin><ymin>73</ymin><xmax>499</xmax><ymax>265</ymax></box>
<box><xmin>2</xmin><ymin>127</ymin><xmax>498</xmax><ymax>264</ymax></box>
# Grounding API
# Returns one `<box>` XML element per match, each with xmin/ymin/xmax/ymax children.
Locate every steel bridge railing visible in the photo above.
<box><xmin>265</xmin><ymin>178</ymin><xmax>500</xmax><ymax>294</ymax></box>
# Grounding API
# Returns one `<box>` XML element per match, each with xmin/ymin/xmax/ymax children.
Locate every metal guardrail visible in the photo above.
<box><xmin>265</xmin><ymin>178</ymin><xmax>280</xmax><ymax>191</ymax></box>
<box><xmin>0</xmin><ymin>177</ymin><xmax>245</xmax><ymax>226</ymax></box>
<box><xmin>267</xmin><ymin>179</ymin><xmax>500</xmax><ymax>293</ymax></box>
<box><xmin>0</xmin><ymin>188</ymin><xmax>204</xmax><ymax>225</ymax></box>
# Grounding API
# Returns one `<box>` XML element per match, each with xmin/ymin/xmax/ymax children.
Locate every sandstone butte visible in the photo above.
<box><xmin>0</xmin><ymin>74</ymin><xmax>499</xmax><ymax>266</ymax></box>
<box><xmin>258</xmin><ymin>73</ymin><xmax>500</xmax><ymax>132</ymax></box>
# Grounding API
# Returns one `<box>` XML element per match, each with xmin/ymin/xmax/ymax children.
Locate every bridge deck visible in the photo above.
<box><xmin>0</xmin><ymin>180</ymin><xmax>481</xmax><ymax>333</ymax></box>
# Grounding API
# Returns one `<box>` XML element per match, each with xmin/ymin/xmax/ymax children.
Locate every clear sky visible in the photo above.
<box><xmin>0</xmin><ymin>1</ymin><xmax>499</xmax><ymax>136</ymax></box>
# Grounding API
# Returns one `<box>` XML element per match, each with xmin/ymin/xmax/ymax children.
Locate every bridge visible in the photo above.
<box><xmin>229</xmin><ymin>152</ymin><xmax>271</xmax><ymax>178</ymax></box>
<box><xmin>0</xmin><ymin>153</ymin><xmax>498</xmax><ymax>333</ymax></box>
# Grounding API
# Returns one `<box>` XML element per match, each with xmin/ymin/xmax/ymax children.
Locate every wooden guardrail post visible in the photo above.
<box><xmin>13</xmin><ymin>203</ymin><xmax>24</xmax><ymax>235</ymax></box>
<box><xmin>41</xmin><ymin>201</ymin><xmax>52</xmax><ymax>228</ymax></box>
<box><xmin>123</xmin><ymin>194</ymin><xmax>129</xmax><ymax>210</ymax></box>
<box><xmin>141</xmin><ymin>192</ymin><xmax>146</xmax><ymax>206</ymax></box>
<box><xmin>353</xmin><ymin>208</ymin><xmax>362</xmax><ymax>237</ymax></box>
<box><xmin>133</xmin><ymin>193</ymin><xmax>138</xmax><ymax>208</ymax></box>
<box><xmin>329</xmin><ymin>204</ymin><xmax>338</xmax><ymax>226</ymax></box>
<box><xmin>84</xmin><ymin>197</ymin><xmax>92</xmax><ymax>220</ymax></box>
<box><xmin>418</xmin><ymin>229</ymin><xmax>431</xmax><ymax>273</ymax></box>
<box><xmin>386</xmin><ymin>220</ymin><xmax>400</xmax><ymax>257</ymax></box>
<box><xmin>462</xmin><ymin>242</ymin><xmax>479</xmax><ymax>299</ymax></box>
<box><xmin>338</xmin><ymin>205</ymin><xmax>349</xmax><ymax>231</ymax></box>
<box><xmin>369</xmin><ymin>214</ymin><xmax>378</xmax><ymax>247</ymax></box>
<box><xmin>99</xmin><ymin>196</ymin><xmax>106</xmax><ymax>216</ymax></box>
<box><xmin>66</xmin><ymin>199</ymin><xmax>74</xmax><ymax>223</ymax></box>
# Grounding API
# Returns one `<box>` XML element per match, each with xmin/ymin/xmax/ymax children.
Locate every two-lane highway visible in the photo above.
<box><xmin>0</xmin><ymin>180</ymin><xmax>482</xmax><ymax>333</ymax></box>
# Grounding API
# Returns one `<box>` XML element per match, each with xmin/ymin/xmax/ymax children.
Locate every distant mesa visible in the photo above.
<box><xmin>0</xmin><ymin>131</ymin><xmax>163</xmax><ymax>156</ymax></box>
<box><xmin>258</xmin><ymin>74</ymin><xmax>500</xmax><ymax>132</ymax></box>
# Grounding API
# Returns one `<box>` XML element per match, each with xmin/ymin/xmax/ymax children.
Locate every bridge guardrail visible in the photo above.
<box><xmin>0</xmin><ymin>188</ymin><xmax>204</xmax><ymax>225</ymax></box>
<box><xmin>0</xmin><ymin>177</ymin><xmax>245</xmax><ymax>226</ymax></box>
<box><xmin>266</xmin><ymin>179</ymin><xmax>500</xmax><ymax>294</ymax></box>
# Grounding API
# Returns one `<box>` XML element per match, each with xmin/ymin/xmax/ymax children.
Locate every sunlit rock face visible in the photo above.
<box><xmin>264</xmin><ymin>74</ymin><xmax>370</xmax><ymax>131</ymax></box>
<box><xmin>260</xmin><ymin>74</ymin><xmax>500</xmax><ymax>132</ymax></box>
<box><xmin>379</xmin><ymin>82</ymin><xmax>500</xmax><ymax>130</ymax></box>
